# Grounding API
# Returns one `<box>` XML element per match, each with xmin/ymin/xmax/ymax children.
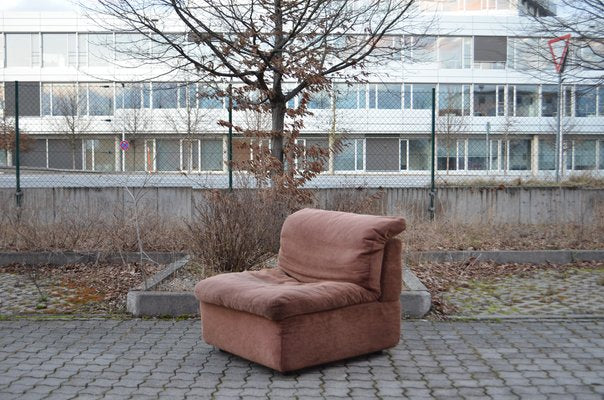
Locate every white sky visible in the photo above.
<box><xmin>0</xmin><ymin>0</ymin><xmax>78</xmax><ymax>12</ymax></box>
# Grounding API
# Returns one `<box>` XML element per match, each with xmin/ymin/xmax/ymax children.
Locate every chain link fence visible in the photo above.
<box><xmin>1</xmin><ymin>81</ymin><xmax>603</xmax><ymax>192</ymax></box>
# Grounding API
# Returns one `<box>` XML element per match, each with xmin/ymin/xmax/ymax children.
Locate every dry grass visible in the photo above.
<box><xmin>0</xmin><ymin>187</ymin><xmax>602</xmax><ymax>255</ymax></box>
<box><xmin>403</xmin><ymin>219</ymin><xmax>604</xmax><ymax>251</ymax></box>
<box><xmin>0</xmin><ymin>204</ymin><xmax>188</xmax><ymax>253</ymax></box>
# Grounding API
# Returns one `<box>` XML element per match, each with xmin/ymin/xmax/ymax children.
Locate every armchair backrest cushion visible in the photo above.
<box><xmin>278</xmin><ymin>208</ymin><xmax>406</xmax><ymax>294</ymax></box>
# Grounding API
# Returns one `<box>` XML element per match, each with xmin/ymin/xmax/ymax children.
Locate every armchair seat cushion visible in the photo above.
<box><xmin>195</xmin><ymin>268</ymin><xmax>378</xmax><ymax>321</ymax></box>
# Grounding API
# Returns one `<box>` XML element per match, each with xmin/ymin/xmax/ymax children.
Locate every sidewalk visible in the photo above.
<box><xmin>1</xmin><ymin>318</ymin><xmax>602</xmax><ymax>399</ymax></box>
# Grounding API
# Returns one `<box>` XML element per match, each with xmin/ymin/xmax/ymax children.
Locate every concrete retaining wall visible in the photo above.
<box><xmin>1</xmin><ymin>186</ymin><xmax>602</xmax><ymax>224</ymax></box>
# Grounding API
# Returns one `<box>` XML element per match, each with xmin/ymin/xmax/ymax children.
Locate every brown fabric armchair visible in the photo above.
<box><xmin>194</xmin><ymin>208</ymin><xmax>406</xmax><ymax>372</ymax></box>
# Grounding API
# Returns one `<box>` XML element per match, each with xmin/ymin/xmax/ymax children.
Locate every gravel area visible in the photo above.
<box><xmin>0</xmin><ymin>262</ymin><xmax>161</xmax><ymax>315</ymax></box>
<box><xmin>445</xmin><ymin>266</ymin><xmax>604</xmax><ymax>317</ymax></box>
<box><xmin>411</xmin><ymin>260</ymin><xmax>604</xmax><ymax>317</ymax></box>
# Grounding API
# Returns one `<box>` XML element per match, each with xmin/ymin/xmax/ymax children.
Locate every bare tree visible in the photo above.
<box><xmin>163</xmin><ymin>84</ymin><xmax>212</xmax><ymax>172</ymax></box>
<box><xmin>53</xmin><ymin>86</ymin><xmax>92</xmax><ymax>170</ymax></box>
<box><xmin>525</xmin><ymin>1</ymin><xmax>603</xmax><ymax>84</ymax></box>
<box><xmin>85</xmin><ymin>0</ymin><xmax>418</xmax><ymax>180</ymax></box>
<box><xmin>437</xmin><ymin>88</ymin><xmax>468</xmax><ymax>174</ymax></box>
<box><xmin>0</xmin><ymin>113</ymin><xmax>33</xmax><ymax>156</ymax></box>
<box><xmin>113</xmin><ymin>82</ymin><xmax>152</xmax><ymax>172</ymax></box>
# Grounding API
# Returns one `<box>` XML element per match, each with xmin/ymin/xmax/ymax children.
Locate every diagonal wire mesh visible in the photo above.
<box><xmin>1</xmin><ymin>81</ymin><xmax>603</xmax><ymax>191</ymax></box>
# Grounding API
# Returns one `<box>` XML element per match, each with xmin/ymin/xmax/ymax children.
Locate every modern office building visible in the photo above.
<box><xmin>0</xmin><ymin>0</ymin><xmax>602</xmax><ymax>187</ymax></box>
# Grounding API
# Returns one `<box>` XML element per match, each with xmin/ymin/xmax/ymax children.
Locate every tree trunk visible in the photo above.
<box><xmin>71</xmin><ymin>139</ymin><xmax>76</xmax><ymax>170</ymax></box>
<box><xmin>270</xmin><ymin>100</ymin><xmax>285</xmax><ymax>168</ymax></box>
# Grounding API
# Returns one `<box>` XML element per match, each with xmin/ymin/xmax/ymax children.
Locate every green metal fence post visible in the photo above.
<box><xmin>14</xmin><ymin>81</ymin><xmax>22</xmax><ymax>209</ymax></box>
<box><xmin>429</xmin><ymin>87</ymin><xmax>436</xmax><ymax>220</ymax></box>
<box><xmin>228</xmin><ymin>83</ymin><xmax>233</xmax><ymax>191</ymax></box>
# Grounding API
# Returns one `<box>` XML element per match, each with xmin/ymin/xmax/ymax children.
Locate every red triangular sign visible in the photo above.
<box><xmin>548</xmin><ymin>34</ymin><xmax>571</xmax><ymax>74</ymax></box>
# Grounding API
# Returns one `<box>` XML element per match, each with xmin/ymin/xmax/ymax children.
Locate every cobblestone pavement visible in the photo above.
<box><xmin>444</xmin><ymin>267</ymin><xmax>604</xmax><ymax>317</ymax></box>
<box><xmin>0</xmin><ymin>318</ymin><xmax>602</xmax><ymax>399</ymax></box>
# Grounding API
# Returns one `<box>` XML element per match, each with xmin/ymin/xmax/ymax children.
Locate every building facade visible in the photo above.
<box><xmin>0</xmin><ymin>0</ymin><xmax>602</xmax><ymax>187</ymax></box>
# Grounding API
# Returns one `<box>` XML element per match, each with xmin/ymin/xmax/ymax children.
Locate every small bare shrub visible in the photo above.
<box><xmin>186</xmin><ymin>189</ymin><xmax>294</xmax><ymax>273</ymax></box>
<box><xmin>321</xmin><ymin>187</ymin><xmax>384</xmax><ymax>215</ymax></box>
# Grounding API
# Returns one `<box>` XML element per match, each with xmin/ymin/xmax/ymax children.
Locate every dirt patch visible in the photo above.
<box><xmin>0</xmin><ymin>261</ymin><xmax>161</xmax><ymax>315</ymax></box>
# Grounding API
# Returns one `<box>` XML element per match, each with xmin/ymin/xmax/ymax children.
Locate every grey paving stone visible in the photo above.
<box><xmin>0</xmin><ymin>319</ymin><xmax>601</xmax><ymax>400</ymax></box>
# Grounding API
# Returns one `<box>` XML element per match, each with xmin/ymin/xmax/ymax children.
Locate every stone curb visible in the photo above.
<box><xmin>127</xmin><ymin>257</ymin><xmax>431</xmax><ymax>318</ymax></box>
<box><xmin>126</xmin><ymin>291</ymin><xmax>199</xmax><ymax>317</ymax></box>
<box><xmin>448</xmin><ymin>314</ymin><xmax>604</xmax><ymax>321</ymax></box>
<box><xmin>407</xmin><ymin>250</ymin><xmax>604</xmax><ymax>264</ymax></box>
<box><xmin>402</xmin><ymin>268</ymin><xmax>431</xmax><ymax>319</ymax></box>
<box><xmin>136</xmin><ymin>256</ymin><xmax>190</xmax><ymax>290</ymax></box>
<box><xmin>0</xmin><ymin>251</ymin><xmax>187</xmax><ymax>267</ymax></box>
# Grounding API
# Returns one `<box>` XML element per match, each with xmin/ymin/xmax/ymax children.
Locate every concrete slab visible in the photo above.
<box><xmin>126</xmin><ymin>291</ymin><xmax>198</xmax><ymax>317</ymax></box>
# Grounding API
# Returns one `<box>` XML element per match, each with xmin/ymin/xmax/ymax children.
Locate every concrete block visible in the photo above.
<box><xmin>401</xmin><ymin>268</ymin><xmax>431</xmax><ymax>319</ymax></box>
<box><xmin>126</xmin><ymin>291</ymin><xmax>199</xmax><ymax>317</ymax></box>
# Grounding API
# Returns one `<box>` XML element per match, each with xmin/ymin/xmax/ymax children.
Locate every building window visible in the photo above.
<box><xmin>408</xmin><ymin>138</ymin><xmax>431</xmax><ymax>170</ymax></box>
<box><xmin>538</xmin><ymin>139</ymin><xmax>555</xmax><ymax>170</ymax></box>
<box><xmin>334</xmin><ymin>138</ymin><xmax>364</xmax><ymax>171</ymax></box>
<box><xmin>474</xmin><ymin>36</ymin><xmax>507</xmax><ymax>69</ymax></box>
<box><xmin>403</xmin><ymin>36</ymin><xmax>436</xmax><ymax>64</ymax></box>
<box><xmin>404</xmin><ymin>84</ymin><xmax>434</xmax><ymax>110</ymax></box>
<box><xmin>541</xmin><ymin>85</ymin><xmax>558</xmax><ymax>117</ymax></box>
<box><xmin>78</xmin><ymin>33</ymin><xmax>113</xmax><ymax>67</ymax></box>
<box><xmin>400</xmin><ymin>140</ymin><xmax>408</xmax><ymax>170</ymax></box>
<box><xmin>334</xmin><ymin>83</ymin><xmax>362</xmax><ymax>109</ymax></box>
<box><xmin>370</xmin><ymin>84</ymin><xmax>401</xmax><ymax>110</ymax></box>
<box><xmin>507</xmin><ymin>38</ymin><xmax>542</xmax><ymax>71</ymax></box>
<box><xmin>569</xmin><ymin>140</ymin><xmax>597</xmax><ymax>170</ymax></box>
<box><xmin>511</xmin><ymin>85</ymin><xmax>539</xmax><ymax>117</ymax></box>
<box><xmin>438</xmin><ymin>37</ymin><xmax>472</xmax><ymax>69</ymax></box>
<box><xmin>473</xmin><ymin>84</ymin><xmax>498</xmax><ymax>116</ymax></box>
<box><xmin>88</xmin><ymin>83</ymin><xmax>114</xmax><ymax>116</ymax></box>
<box><xmin>153</xmin><ymin>82</ymin><xmax>179</xmax><ymax>109</ymax></box>
<box><xmin>366</xmin><ymin>138</ymin><xmax>399</xmax><ymax>171</ymax></box>
<box><xmin>48</xmin><ymin>139</ymin><xmax>83</xmax><ymax>170</ymax></box>
<box><xmin>464</xmin><ymin>0</ymin><xmax>482</xmax><ymax>10</ymax></box>
<box><xmin>437</xmin><ymin>138</ymin><xmax>465</xmax><ymax>171</ymax></box>
<box><xmin>201</xmin><ymin>139</ymin><xmax>223</xmax><ymax>171</ymax></box>
<box><xmin>308</xmin><ymin>90</ymin><xmax>331</xmax><ymax>109</ymax></box>
<box><xmin>116</xmin><ymin>83</ymin><xmax>151</xmax><ymax>109</ymax></box>
<box><xmin>490</xmin><ymin>140</ymin><xmax>501</xmax><ymax>170</ymax></box>
<box><xmin>115</xmin><ymin>33</ymin><xmax>149</xmax><ymax>63</ymax></box>
<box><xmin>508</xmin><ymin>139</ymin><xmax>531</xmax><ymax>170</ymax></box>
<box><xmin>600</xmin><ymin>141</ymin><xmax>604</xmax><ymax>170</ymax></box>
<box><xmin>575</xmin><ymin>86</ymin><xmax>597</xmax><ymax>117</ymax></box>
<box><xmin>42</xmin><ymin>83</ymin><xmax>81</xmax><ymax>116</ymax></box>
<box><xmin>197</xmin><ymin>85</ymin><xmax>223</xmax><ymax>109</ymax></box>
<box><xmin>84</xmin><ymin>139</ymin><xmax>116</xmax><ymax>172</ymax></box>
<box><xmin>42</xmin><ymin>33</ymin><xmax>76</xmax><ymax>67</ymax></box>
<box><xmin>156</xmin><ymin>139</ymin><xmax>181</xmax><ymax>171</ymax></box>
<box><xmin>374</xmin><ymin>35</ymin><xmax>401</xmax><ymax>61</ymax></box>
<box><xmin>599</xmin><ymin>87</ymin><xmax>604</xmax><ymax>116</ymax></box>
<box><xmin>468</xmin><ymin>138</ymin><xmax>488</xmax><ymax>170</ymax></box>
<box><xmin>121</xmin><ymin>138</ymin><xmax>149</xmax><ymax>171</ymax></box>
<box><xmin>438</xmin><ymin>84</ymin><xmax>470</xmax><ymax>116</ymax></box>
<box><xmin>5</xmin><ymin>33</ymin><xmax>40</xmax><ymax>67</ymax></box>
<box><xmin>421</xmin><ymin>0</ymin><xmax>460</xmax><ymax>12</ymax></box>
